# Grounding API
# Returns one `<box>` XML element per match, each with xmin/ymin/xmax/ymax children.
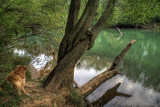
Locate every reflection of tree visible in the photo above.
<box><xmin>77</xmin><ymin>55</ymin><xmax>112</xmax><ymax>71</ymax></box>
<box><xmin>91</xmin><ymin>83</ymin><xmax>131</xmax><ymax>107</ymax></box>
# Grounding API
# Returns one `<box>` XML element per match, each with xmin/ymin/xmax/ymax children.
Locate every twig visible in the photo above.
<box><xmin>74</xmin><ymin>80</ymin><xmax>80</xmax><ymax>88</ymax></box>
<box><xmin>116</xmin><ymin>27</ymin><xmax>123</xmax><ymax>40</ymax></box>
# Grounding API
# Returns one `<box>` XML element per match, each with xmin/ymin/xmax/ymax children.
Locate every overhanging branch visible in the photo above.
<box><xmin>109</xmin><ymin>40</ymin><xmax>136</xmax><ymax>70</ymax></box>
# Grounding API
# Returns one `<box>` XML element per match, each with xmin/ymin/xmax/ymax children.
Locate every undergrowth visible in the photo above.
<box><xmin>0</xmin><ymin>81</ymin><xmax>29</xmax><ymax>107</ymax></box>
<box><xmin>67</xmin><ymin>89</ymin><xmax>84</xmax><ymax>107</ymax></box>
<box><xmin>0</xmin><ymin>49</ymin><xmax>32</xmax><ymax>107</ymax></box>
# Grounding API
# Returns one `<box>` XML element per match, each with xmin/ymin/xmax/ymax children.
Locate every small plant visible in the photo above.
<box><xmin>68</xmin><ymin>89</ymin><xmax>84</xmax><ymax>107</ymax></box>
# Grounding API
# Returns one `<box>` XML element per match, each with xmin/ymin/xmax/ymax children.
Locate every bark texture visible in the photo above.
<box><xmin>65</xmin><ymin>0</ymin><xmax>81</xmax><ymax>35</ymax></box>
<box><xmin>58</xmin><ymin>0</ymin><xmax>99</xmax><ymax>63</ymax></box>
<box><xmin>43</xmin><ymin>40</ymin><xmax>89</xmax><ymax>90</ymax></box>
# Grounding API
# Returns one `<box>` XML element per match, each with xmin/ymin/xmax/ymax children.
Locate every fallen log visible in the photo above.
<box><xmin>76</xmin><ymin>40</ymin><xmax>136</xmax><ymax>97</ymax></box>
<box><xmin>74</xmin><ymin>80</ymin><xmax>93</xmax><ymax>107</ymax></box>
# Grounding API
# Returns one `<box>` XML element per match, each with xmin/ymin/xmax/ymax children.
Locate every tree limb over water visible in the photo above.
<box><xmin>76</xmin><ymin>40</ymin><xmax>136</xmax><ymax>97</ymax></box>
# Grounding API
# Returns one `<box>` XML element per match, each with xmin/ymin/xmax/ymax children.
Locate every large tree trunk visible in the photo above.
<box><xmin>43</xmin><ymin>40</ymin><xmax>88</xmax><ymax>90</ymax></box>
<box><xmin>43</xmin><ymin>0</ymin><xmax>117</xmax><ymax>92</ymax></box>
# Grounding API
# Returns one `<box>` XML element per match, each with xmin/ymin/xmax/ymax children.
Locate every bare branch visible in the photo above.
<box><xmin>109</xmin><ymin>40</ymin><xmax>136</xmax><ymax>70</ymax></box>
<box><xmin>65</xmin><ymin>0</ymin><xmax>81</xmax><ymax>35</ymax></box>
<box><xmin>74</xmin><ymin>80</ymin><xmax>80</xmax><ymax>88</ymax></box>
<box><xmin>116</xmin><ymin>27</ymin><xmax>123</xmax><ymax>40</ymax></box>
<box><xmin>75</xmin><ymin>69</ymin><xmax>119</xmax><ymax>98</ymax></box>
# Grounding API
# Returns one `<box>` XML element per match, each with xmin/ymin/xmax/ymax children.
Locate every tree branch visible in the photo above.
<box><xmin>76</xmin><ymin>69</ymin><xmax>119</xmax><ymax>98</ymax></box>
<box><xmin>109</xmin><ymin>40</ymin><xmax>136</xmax><ymax>70</ymax></box>
<box><xmin>75</xmin><ymin>40</ymin><xmax>136</xmax><ymax>97</ymax></box>
<box><xmin>72</xmin><ymin>0</ymin><xmax>99</xmax><ymax>34</ymax></box>
<box><xmin>58</xmin><ymin>0</ymin><xmax>99</xmax><ymax>62</ymax></box>
<box><xmin>91</xmin><ymin>0</ymin><xmax>117</xmax><ymax>37</ymax></box>
<box><xmin>116</xmin><ymin>27</ymin><xmax>123</xmax><ymax>40</ymax></box>
<box><xmin>65</xmin><ymin>0</ymin><xmax>81</xmax><ymax>35</ymax></box>
<box><xmin>72</xmin><ymin>0</ymin><xmax>100</xmax><ymax>44</ymax></box>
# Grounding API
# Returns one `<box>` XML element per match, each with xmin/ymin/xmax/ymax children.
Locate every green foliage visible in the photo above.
<box><xmin>97</xmin><ymin>0</ymin><xmax>160</xmax><ymax>28</ymax></box>
<box><xmin>68</xmin><ymin>89</ymin><xmax>84</xmax><ymax>107</ymax></box>
<box><xmin>0</xmin><ymin>0</ymin><xmax>68</xmax><ymax>56</ymax></box>
<box><xmin>111</xmin><ymin>0</ymin><xmax>160</xmax><ymax>27</ymax></box>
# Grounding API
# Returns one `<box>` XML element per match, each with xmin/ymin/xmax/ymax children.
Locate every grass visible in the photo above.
<box><xmin>67</xmin><ymin>89</ymin><xmax>85</xmax><ymax>107</ymax></box>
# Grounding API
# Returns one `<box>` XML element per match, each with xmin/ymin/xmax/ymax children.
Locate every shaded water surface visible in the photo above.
<box><xmin>74</xmin><ymin>29</ymin><xmax>160</xmax><ymax>106</ymax></box>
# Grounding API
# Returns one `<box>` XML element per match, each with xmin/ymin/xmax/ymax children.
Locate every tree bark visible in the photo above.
<box><xmin>43</xmin><ymin>39</ymin><xmax>89</xmax><ymax>90</ymax></box>
<box><xmin>43</xmin><ymin>0</ymin><xmax>118</xmax><ymax>92</ymax></box>
<box><xmin>91</xmin><ymin>0</ymin><xmax>117</xmax><ymax>37</ymax></box>
<box><xmin>58</xmin><ymin>0</ymin><xmax>99</xmax><ymax>63</ymax></box>
<box><xmin>65</xmin><ymin>0</ymin><xmax>81</xmax><ymax>35</ymax></box>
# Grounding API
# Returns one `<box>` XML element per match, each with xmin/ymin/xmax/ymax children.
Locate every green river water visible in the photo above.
<box><xmin>74</xmin><ymin>29</ymin><xmax>160</xmax><ymax>106</ymax></box>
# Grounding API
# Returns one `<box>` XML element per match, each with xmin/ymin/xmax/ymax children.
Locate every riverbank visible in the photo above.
<box><xmin>110</xmin><ymin>23</ymin><xmax>159</xmax><ymax>31</ymax></box>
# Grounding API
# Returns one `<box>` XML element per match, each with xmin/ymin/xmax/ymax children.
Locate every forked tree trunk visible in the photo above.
<box><xmin>43</xmin><ymin>0</ymin><xmax>118</xmax><ymax>92</ymax></box>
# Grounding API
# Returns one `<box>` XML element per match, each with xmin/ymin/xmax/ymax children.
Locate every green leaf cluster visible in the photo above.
<box><xmin>111</xmin><ymin>0</ymin><xmax>160</xmax><ymax>27</ymax></box>
<box><xmin>0</xmin><ymin>0</ymin><xmax>68</xmax><ymax>52</ymax></box>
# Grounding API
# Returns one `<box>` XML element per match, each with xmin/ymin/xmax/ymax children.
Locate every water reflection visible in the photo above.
<box><xmin>75</xmin><ymin>60</ymin><xmax>160</xmax><ymax>106</ymax></box>
<box><xmin>14</xmin><ymin>49</ymin><xmax>54</xmax><ymax>79</ymax></box>
<box><xmin>92</xmin><ymin>83</ymin><xmax>131</xmax><ymax>107</ymax></box>
<box><xmin>74</xmin><ymin>29</ymin><xmax>160</xmax><ymax>106</ymax></box>
<box><xmin>85</xmin><ymin>29</ymin><xmax>160</xmax><ymax>91</ymax></box>
<box><xmin>31</xmin><ymin>54</ymin><xmax>53</xmax><ymax>70</ymax></box>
